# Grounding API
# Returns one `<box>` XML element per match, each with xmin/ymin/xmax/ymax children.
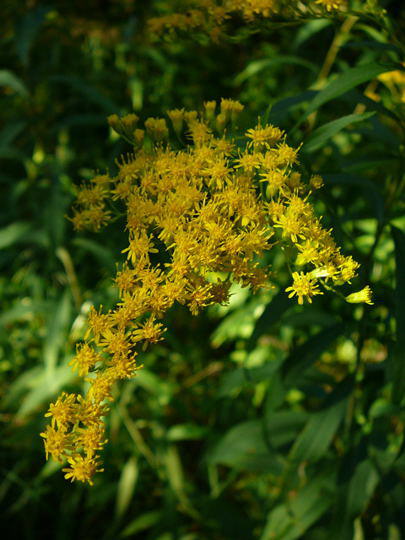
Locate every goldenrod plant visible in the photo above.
<box><xmin>41</xmin><ymin>102</ymin><xmax>372</xmax><ymax>484</ymax></box>
<box><xmin>1</xmin><ymin>0</ymin><xmax>404</xmax><ymax>538</ymax></box>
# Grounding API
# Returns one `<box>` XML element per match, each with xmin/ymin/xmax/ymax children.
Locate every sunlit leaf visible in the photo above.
<box><xmin>115</xmin><ymin>457</ymin><xmax>139</xmax><ymax>519</ymax></box>
<box><xmin>303</xmin><ymin>62</ymin><xmax>400</xmax><ymax>118</ymax></box>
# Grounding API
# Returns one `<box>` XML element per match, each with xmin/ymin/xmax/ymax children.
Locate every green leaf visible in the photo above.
<box><xmin>219</xmin><ymin>354</ymin><xmax>283</xmax><ymax>396</ymax></box>
<box><xmin>211</xmin><ymin>296</ymin><xmax>264</xmax><ymax>346</ymax></box>
<box><xmin>247</xmin><ymin>290</ymin><xmax>291</xmax><ymax>349</ymax></box>
<box><xmin>167</xmin><ymin>423</ymin><xmax>208</xmax><ymax>441</ymax></box>
<box><xmin>208</xmin><ymin>420</ymin><xmax>283</xmax><ymax>474</ymax></box>
<box><xmin>49</xmin><ymin>75</ymin><xmax>117</xmax><ymax>113</ymax></box>
<box><xmin>391</xmin><ymin>226</ymin><xmax>405</xmax><ymax>404</ymax></box>
<box><xmin>289</xmin><ymin>397</ymin><xmax>347</xmax><ymax>462</ymax></box>
<box><xmin>265</xmin><ymin>410</ymin><xmax>308</xmax><ymax>448</ymax></box>
<box><xmin>323</xmin><ymin>173</ymin><xmax>384</xmax><ymax>222</ymax></box>
<box><xmin>234</xmin><ymin>55</ymin><xmax>316</xmax><ymax>85</ymax></box>
<box><xmin>163</xmin><ymin>445</ymin><xmax>185</xmax><ymax>497</ymax></box>
<box><xmin>115</xmin><ymin>457</ymin><xmax>139</xmax><ymax>519</ymax></box>
<box><xmin>302</xmin><ymin>63</ymin><xmax>399</xmax><ymax>119</ymax></box>
<box><xmin>73</xmin><ymin>237</ymin><xmax>116</xmax><ymax>272</ymax></box>
<box><xmin>346</xmin><ymin>460</ymin><xmax>379</xmax><ymax>518</ymax></box>
<box><xmin>0</xmin><ymin>222</ymin><xmax>31</xmax><ymax>249</ymax></box>
<box><xmin>342</xmin><ymin>40</ymin><xmax>402</xmax><ymax>55</ymax></box>
<box><xmin>293</xmin><ymin>19</ymin><xmax>332</xmax><ymax>49</ymax></box>
<box><xmin>0</xmin><ymin>70</ymin><xmax>28</xmax><ymax>97</ymax></box>
<box><xmin>135</xmin><ymin>369</ymin><xmax>174</xmax><ymax>406</ymax></box>
<box><xmin>261</xmin><ymin>474</ymin><xmax>335</xmax><ymax>540</ymax></box>
<box><xmin>43</xmin><ymin>291</ymin><xmax>72</xmax><ymax>375</ymax></box>
<box><xmin>14</xmin><ymin>6</ymin><xmax>49</xmax><ymax>65</ymax></box>
<box><xmin>303</xmin><ymin>112</ymin><xmax>375</xmax><ymax>153</ymax></box>
<box><xmin>15</xmin><ymin>364</ymin><xmax>74</xmax><ymax>419</ymax></box>
<box><xmin>283</xmin><ymin>323</ymin><xmax>345</xmax><ymax>386</ymax></box>
<box><xmin>344</xmin><ymin>89</ymin><xmax>401</xmax><ymax>124</ymax></box>
<box><xmin>121</xmin><ymin>511</ymin><xmax>161</xmax><ymax>537</ymax></box>
<box><xmin>267</xmin><ymin>90</ymin><xmax>317</xmax><ymax>125</ymax></box>
<box><xmin>0</xmin><ymin>122</ymin><xmax>26</xmax><ymax>149</ymax></box>
<box><xmin>44</xmin><ymin>175</ymin><xmax>70</xmax><ymax>248</ymax></box>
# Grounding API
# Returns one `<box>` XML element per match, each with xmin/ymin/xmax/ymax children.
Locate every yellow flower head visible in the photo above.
<box><xmin>285</xmin><ymin>272</ymin><xmax>323</xmax><ymax>305</ymax></box>
<box><xmin>63</xmin><ymin>456</ymin><xmax>104</xmax><ymax>486</ymax></box>
<box><xmin>315</xmin><ymin>0</ymin><xmax>345</xmax><ymax>11</ymax></box>
<box><xmin>345</xmin><ymin>285</ymin><xmax>373</xmax><ymax>305</ymax></box>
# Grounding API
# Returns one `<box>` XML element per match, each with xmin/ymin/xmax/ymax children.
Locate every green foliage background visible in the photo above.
<box><xmin>1</xmin><ymin>1</ymin><xmax>404</xmax><ymax>538</ymax></box>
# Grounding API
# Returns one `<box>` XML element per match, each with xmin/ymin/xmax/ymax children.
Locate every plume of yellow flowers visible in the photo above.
<box><xmin>147</xmin><ymin>0</ymin><xmax>351</xmax><ymax>40</ymax></box>
<box><xmin>41</xmin><ymin>99</ymin><xmax>371</xmax><ymax>484</ymax></box>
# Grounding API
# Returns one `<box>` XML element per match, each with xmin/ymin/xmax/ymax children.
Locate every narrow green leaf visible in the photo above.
<box><xmin>267</xmin><ymin>90</ymin><xmax>317</xmax><ymax>125</ymax></box>
<box><xmin>211</xmin><ymin>297</ymin><xmax>263</xmax><ymax>346</ymax></box>
<box><xmin>0</xmin><ymin>122</ymin><xmax>26</xmax><ymax>149</ymax></box>
<box><xmin>290</xmin><ymin>398</ymin><xmax>347</xmax><ymax>461</ymax></box>
<box><xmin>219</xmin><ymin>355</ymin><xmax>283</xmax><ymax>397</ymax></box>
<box><xmin>234</xmin><ymin>55</ymin><xmax>316</xmax><ymax>85</ymax></box>
<box><xmin>342</xmin><ymin>40</ymin><xmax>402</xmax><ymax>55</ymax></box>
<box><xmin>261</xmin><ymin>474</ymin><xmax>335</xmax><ymax>540</ymax></box>
<box><xmin>0</xmin><ymin>70</ymin><xmax>28</xmax><ymax>97</ymax></box>
<box><xmin>115</xmin><ymin>457</ymin><xmax>138</xmax><ymax>519</ymax></box>
<box><xmin>265</xmin><ymin>410</ymin><xmax>308</xmax><ymax>448</ymax></box>
<box><xmin>303</xmin><ymin>112</ymin><xmax>375</xmax><ymax>153</ymax></box>
<box><xmin>121</xmin><ymin>511</ymin><xmax>161</xmax><ymax>537</ymax></box>
<box><xmin>283</xmin><ymin>323</ymin><xmax>344</xmax><ymax>386</ymax></box>
<box><xmin>346</xmin><ymin>460</ymin><xmax>379</xmax><ymax>518</ymax></box>
<box><xmin>43</xmin><ymin>291</ymin><xmax>72</xmax><ymax>375</ymax></box>
<box><xmin>49</xmin><ymin>75</ymin><xmax>117</xmax><ymax>113</ymax></box>
<box><xmin>0</xmin><ymin>222</ymin><xmax>31</xmax><ymax>249</ymax></box>
<box><xmin>167</xmin><ymin>423</ymin><xmax>208</xmax><ymax>441</ymax></box>
<box><xmin>247</xmin><ymin>290</ymin><xmax>291</xmax><ymax>349</ymax></box>
<box><xmin>391</xmin><ymin>226</ymin><xmax>405</xmax><ymax>403</ymax></box>
<box><xmin>261</xmin><ymin>505</ymin><xmax>291</xmax><ymax>540</ymax></box>
<box><xmin>14</xmin><ymin>6</ymin><xmax>49</xmax><ymax>65</ymax></box>
<box><xmin>163</xmin><ymin>445</ymin><xmax>185</xmax><ymax>497</ymax></box>
<box><xmin>303</xmin><ymin>63</ymin><xmax>399</xmax><ymax>119</ymax></box>
<box><xmin>343</xmin><ymin>89</ymin><xmax>401</xmax><ymax>123</ymax></box>
<box><xmin>293</xmin><ymin>19</ymin><xmax>331</xmax><ymax>49</ymax></box>
<box><xmin>388</xmin><ymin>525</ymin><xmax>402</xmax><ymax>540</ymax></box>
<box><xmin>16</xmin><ymin>364</ymin><xmax>74</xmax><ymax>419</ymax></box>
<box><xmin>73</xmin><ymin>237</ymin><xmax>116</xmax><ymax>271</ymax></box>
<box><xmin>208</xmin><ymin>420</ymin><xmax>283</xmax><ymax>474</ymax></box>
<box><xmin>323</xmin><ymin>173</ymin><xmax>384</xmax><ymax>222</ymax></box>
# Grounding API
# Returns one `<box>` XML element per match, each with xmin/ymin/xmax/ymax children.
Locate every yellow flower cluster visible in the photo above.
<box><xmin>315</xmin><ymin>0</ymin><xmax>345</xmax><ymax>11</ymax></box>
<box><xmin>147</xmin><ymin>0</ymin><xmax>347</xmax><ymax>40</ymax></box>
<box><xmin>42</xmin><ymin>99</ymin><xmax>370</xmax><ymax>484</ymax></box>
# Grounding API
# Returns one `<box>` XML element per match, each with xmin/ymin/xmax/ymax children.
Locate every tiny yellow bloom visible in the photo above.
<box><xmin>286</xmin><ymin>272</ymin><xmax>323</xmax><ymax>305</ymax></box>
<box><xmin>345</xmin><ymin>286</ymin><xmax>373</xmax><ymax>305</ymax></box>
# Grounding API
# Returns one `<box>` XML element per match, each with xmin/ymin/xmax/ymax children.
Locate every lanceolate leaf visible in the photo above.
<box><xmin>302</xmin><ymin>62</ymin><xmax>401</xmax><ymax>119</ymax></box>
<box><xmin>247</xmin><ymin>290</ymin><xmax>291</xmax><ymax>349</ymax></box>
<box><xmin>261</xmin><ymin>473</ymin><xmax>335</xmax><ymax>540</ymax></box>
<box><xmin>391</xmin><ymin>226</ymin><xmax>405</xmax><ymax>403</ymax></box>
<box><xmin>0</xmin><ymin>70</ymin><xmax>28</xmax><ymax>97</ymax></box>
<box><xmin>208</xmin><ymin>420</ymin><xmax>283</xmax><ymax>474</ymax></box>
<box><xmin>303</xmin><ymin>112</ymin><xmax>375</xmax><ymax>153</ymax></box>
<box><xmin>283</xmin><ymin>323</ymin><xmax>345</xmax><ymax>386</ymax></box>
<box><xmin>289</xmin><ymin>397</ymin><xmax>348</xmax><ymax>462</ymax></box>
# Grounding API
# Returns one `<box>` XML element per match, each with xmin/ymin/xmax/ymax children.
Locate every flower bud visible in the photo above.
<box><xmin>345</xmin><ymin>286</ymin><xmax>373</xmax><ymax>305</ymax></box>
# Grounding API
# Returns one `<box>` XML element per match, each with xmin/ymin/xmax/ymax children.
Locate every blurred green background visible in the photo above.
<box><xmin>1</xmin><ymin>1</ymin><xmax>404</xmax><ymax>539</ymax></box>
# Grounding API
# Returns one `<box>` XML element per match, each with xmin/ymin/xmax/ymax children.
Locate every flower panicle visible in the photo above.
<box><xmin>43</xmin><ymin>99</ymin><xmax>369</xmax><ymax>485</ymax></box>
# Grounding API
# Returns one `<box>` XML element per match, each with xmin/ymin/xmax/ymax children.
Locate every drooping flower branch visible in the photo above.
<box><xmin>42</xmin><ymin>100</ymin><xmax>371</xmax><ymax>484</ymax></box>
